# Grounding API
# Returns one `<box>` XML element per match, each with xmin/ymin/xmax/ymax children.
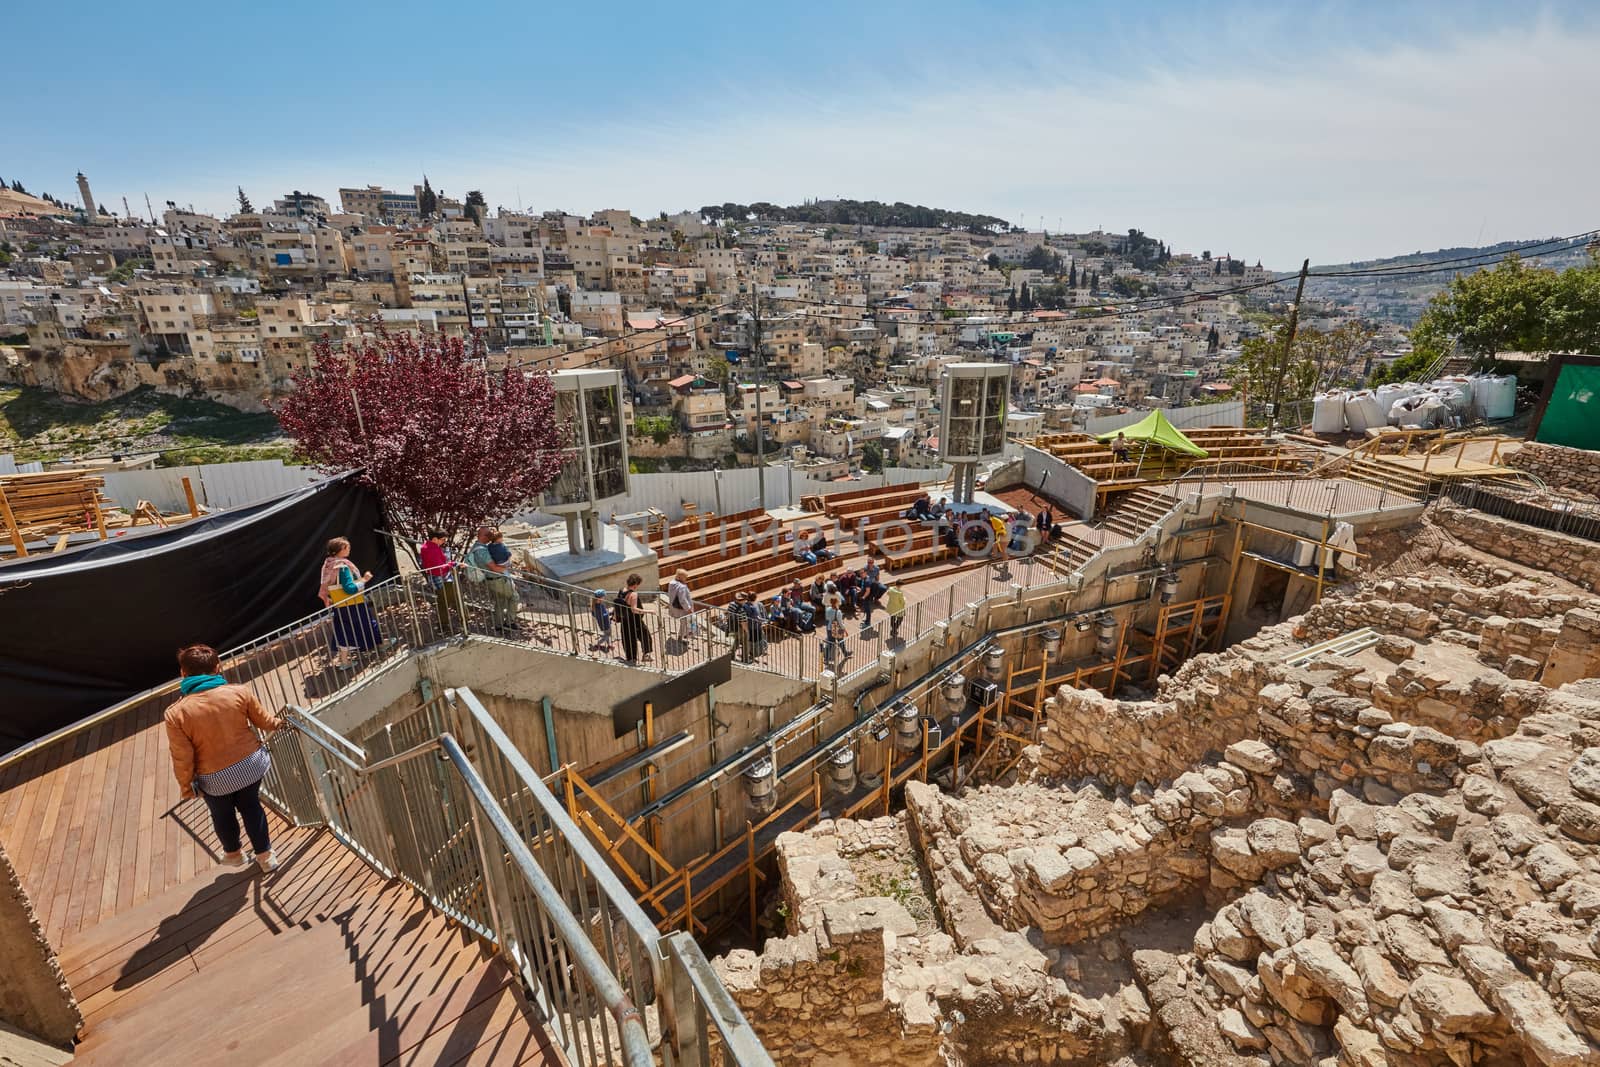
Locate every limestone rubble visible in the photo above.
<box><xmin>713</xmin><ymin>510</ymin><xmax>1600</xmax><ymax>1066</ymax></box>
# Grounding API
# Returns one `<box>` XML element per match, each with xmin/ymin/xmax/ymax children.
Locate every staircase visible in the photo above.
<box><xmin>63</xmin><ymin>829</ymin><xmax>556</xmax><ymax>1067</ymax></box>
<box><xmin>1339</xmin><ymin>455</ymin><xmax>1431</xmax><ymax>500</ymax></box>
<box><xmin>1100</xmin><ymin>487</ymin><xmax>1182</xmax><ymax>539</ymax></box>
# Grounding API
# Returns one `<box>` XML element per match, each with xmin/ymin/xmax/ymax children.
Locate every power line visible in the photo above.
<box><xmin>1307</xmin><ymin>229</ymin><xmax>1600</xmax><ymax>278</ymax></box>
<box><xmin>500</xmin><ymin>304</ymin><xmax>731</xmax><ymax>373</ymax></box>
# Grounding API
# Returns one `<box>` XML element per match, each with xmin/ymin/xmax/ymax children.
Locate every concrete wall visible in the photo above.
<box><xmin>0</xmin><ymin>843</ymin><xmax>81</xmax><ymax>1048</ymax></box>
<box><xmin>516</xmin><ymin>464</ymin><xmax>952</xmax><ymax>526</ymax></box>
<box><xmin>1021</xmin><ymin>444</ymin><xmax>1096</xmax><ymax>518</ymax></box>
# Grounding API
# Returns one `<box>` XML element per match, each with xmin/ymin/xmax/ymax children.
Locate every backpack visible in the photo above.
<box><xmin>465</xmin><ymin>543</ymin><xmax>493</xmax><ymax>584</ymax></box>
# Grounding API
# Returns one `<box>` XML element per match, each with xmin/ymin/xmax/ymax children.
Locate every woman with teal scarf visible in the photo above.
<box><xmin>165</xmin><ymin>644</ymin><xmax>285</xmax><ymax>872</ymax></box>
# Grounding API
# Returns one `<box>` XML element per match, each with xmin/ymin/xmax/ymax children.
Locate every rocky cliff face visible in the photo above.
<box><xmin>2</xmin><ymin>343</ymin><xmax>272</xmax><ymax>412</ymax></box>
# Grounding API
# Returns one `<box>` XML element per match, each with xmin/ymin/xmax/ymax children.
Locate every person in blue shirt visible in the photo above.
<box><xmin>591</xmin><ymin>589</ymin><xmax>613</xmax><ymax>652</ymax></box>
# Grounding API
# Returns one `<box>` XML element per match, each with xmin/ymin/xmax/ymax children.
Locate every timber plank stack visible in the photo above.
<box><xmin>0</xmin><ymin>470</ymin><xmax>112</xmax><ymax>538</ymax></box>
<box><xmin>0</xmin><ymin>468</ymin><xmax>191</xmax><ymax>557</ymax></box>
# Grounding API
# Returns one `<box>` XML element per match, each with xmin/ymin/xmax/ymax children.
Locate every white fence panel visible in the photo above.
<box><xmin>193</xmin><ymin>461</ymin><xmax>320</xmax><ymax>510</ymax></box>
<box><xmin>102</xmin><ymin>460</ymin><xmax>320</xmax><ymax>513</ymax></box>
<box><xmin>99</xmin><ymin>468</ymin><xmax>193</xmax><ymax>512</ymax></box>
<box><xmin>1082</xmin><ymin>399</ymin><xmax>1244</xmax><ymax>436</ymax></box>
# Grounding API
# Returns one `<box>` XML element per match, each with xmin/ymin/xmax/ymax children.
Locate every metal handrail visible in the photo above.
<box><xmin>663</xmin><ymin>933</ymin><xmax>773</xmax><ymax>1067</ymax></box>
<box><xmin>266</xmin><ymin>689</ymin><xmax>773</xmax><ymax>1065</ymax></box>
<box><xmin>448</xmin><ymin>689</ymin><xmax>667</xmax><ymax>956</ymax></box>
<box><xmin>280</xmin><ymin>707</ymin><xmax>367</xmax><ymax>771</ymax></box>
<box><xmin>439</xmin><ymin>732</ymin><xmax>655</xmax><ymax>1067</ymax></box>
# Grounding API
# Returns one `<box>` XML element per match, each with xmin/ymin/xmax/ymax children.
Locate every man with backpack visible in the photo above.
<box><xmin>466</xmin><ymin>527</ymin><xmax>519</xmax><ymax>634</ymax></box>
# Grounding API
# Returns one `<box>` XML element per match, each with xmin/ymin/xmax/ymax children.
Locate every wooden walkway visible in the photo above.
<box><xmin>0</xmin><ymin>693</ymin><xmax>244</xmax><ymax>950</ymax></box>
<box><xmin>63</xmin><ymin>829</ymin><xmax>556</xmax><ymax>1066</ymax></box>
<box><xmin>1</xmin><ymin>711</ymin><xmax>559</xmax><ymax>1064</ymax></box>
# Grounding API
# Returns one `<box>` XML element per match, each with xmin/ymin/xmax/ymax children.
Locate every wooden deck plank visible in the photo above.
<box><xmin>38</xmin><ymin>719</ymin><xmax>109</xmax><ymax>945</ymax></box>
<box><xmin>67</xmin><ymin>822</ymin><xmax>560</xmax><ymax>1067</ymax></box>
<box><xmin>113</xmin><ymin>706</ymin><xmax>152</xmax><ymax>918</ymax></box>
<box><xmin>7</xmin><ymin>726</ymin><xmax>77</xmax><ymax>907</ymax></box>
<box><xmin>96</xmin><ymin>708</ymin><xmax>140</xmax><ymax>929</ymax></box>
<box><xmin>130</xmin><ymin>714</ymin><xmax>158</xmax><ymax>919</ymax></box>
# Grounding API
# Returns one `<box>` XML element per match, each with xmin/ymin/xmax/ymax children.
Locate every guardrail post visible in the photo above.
<box><xmin>468</xmin><ymin>794</ymin><xmax>517</xmax><ymax>960</ymax></box>
<box><xmin>663</xmin><ymin>947</ymin><xmax>706</xmax><ymax>1066</ymax></box>
<box><xmin>399</xmin><ymin>573</ymin><xmax>425</xmax><ymax>648</ymax></box>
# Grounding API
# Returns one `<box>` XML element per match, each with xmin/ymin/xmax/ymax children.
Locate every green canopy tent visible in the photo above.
<box><xmin>1095</xmin><ymin>410</ymin><xmax>1209</xmax><ymax>466</ymax></box>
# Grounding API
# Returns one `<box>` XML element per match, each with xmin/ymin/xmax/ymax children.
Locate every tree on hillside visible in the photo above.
<box><xmin>861</xmin><ymin>441</ymin><xmax>885</xmax><ymax>474</ymax></box>
<box><xmin>1301</xmin><ymin>322</ymin><xmax>1376</xmax><ymax>388</ymax></box>
<box><xmin>1069</xmin><ymin>263</ymin><xmax>1078</xmax><ymax>289</ymax></box>
<box><xmin>417</xmin><ymin>176</ymin><xmax>438</xmax><ymax>217</ymax></box>
<box><xmin>237</xmin><ymin>187</ymin><xmax>253</xmax><ymax>214</ymax></box>
<box><xmin>1023</xmin><ymin>245</ymin><xmax>1063</xmax><ymax>273</ymax></box>
<box><xmin>275</xmin><ymin>327</ymin><xmax>566</xmax><ymax>551</ymax></box>
<box><xmin>464</xmin><ymin>189</ymin><xmax>486</xmax><ymax>225</ymax></box>
<box><xmin>1406</xmin><ymin>252</ymin><xmax>1600</xmax><ymax>370</ymax></box>
<box><xmin>1227</xmin><ymin>322</ymin><xmax>1316</xmax><ymax>411</ymax></box>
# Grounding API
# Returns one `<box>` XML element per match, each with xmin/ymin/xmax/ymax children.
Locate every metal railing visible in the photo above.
<box><xmin>212</xmin><ymin>565</ymin><xmax>735</xmax><ymax>721</ymax></box>
<box><xmin>728</xmin><ymin>554</ymin><xmax>1059</xmax><ymax>683</ymax></box>
<box><xmin>258</xmin><ymin>688</ymin><xmax>771</xmax><ymax>1067</ymax></box>
<box><xmin>1441</xmin><ymin>480</ymin><xmax>1600</xmax><ymax>544</ymax></box>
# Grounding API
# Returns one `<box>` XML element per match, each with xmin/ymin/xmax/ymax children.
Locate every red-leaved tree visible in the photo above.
<box><xmin>275</xmin><ymin>326</ymin><xmax>566</xmax><ymax>551</ymax></box>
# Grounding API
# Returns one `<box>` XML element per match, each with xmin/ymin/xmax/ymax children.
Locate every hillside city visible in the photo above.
<box><xmin>0</xmin><ymin>175</ymin><xmax>1417</xmax><ymax>471</ymax></box>
<box><xmin>5</xmin><ymin>165</ymin><xmax>1600</xmax><ymax>1067</ymax></box>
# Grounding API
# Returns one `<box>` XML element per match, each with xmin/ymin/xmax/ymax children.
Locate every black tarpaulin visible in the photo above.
<box><xmin>0</xmin><ymin>473</ymin><xmax>393</xmax><ymax>748</ymax></box>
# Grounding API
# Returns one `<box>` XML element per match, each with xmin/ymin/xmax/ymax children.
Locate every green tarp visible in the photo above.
<box><xmin>1535</xmin><ymin>362</ymin><xmax>1600</xmax><ymax>451</ymax></box>
<box><xmin>1095</xmin><ymin>410</ymin><xmax>1209</xmax><ymax>457</ymax></box>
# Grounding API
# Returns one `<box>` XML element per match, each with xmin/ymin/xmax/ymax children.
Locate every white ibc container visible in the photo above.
<box><xmin>1344</xmin><ymin>390</ymin><xmax>1383</xmax><ymax>433</ymax></box>
<box><xmin>1311</xmin><ymin>392</ymin><xmax>1347</xmax><ymax>434</ymax></box>
<box><xmin>1473</xmin><ymin>374</ymin><xmax>1516</xmax><ymax>420</ymax></box>
<box><xmin>1375</xmin><ymin>383</ymin><xmax>1419</xmax><ymax>424</ymax></box>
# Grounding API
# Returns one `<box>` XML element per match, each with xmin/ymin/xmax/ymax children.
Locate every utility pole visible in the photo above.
<box><xmin>1268</xmin><ymin>258</ymin><xmax>1309</xmax><ymax>436</ymax></box>
<box><xmin>751</xmin><ymin>288</ymin><xmax>765</xmax><ymax>507</ymax></box>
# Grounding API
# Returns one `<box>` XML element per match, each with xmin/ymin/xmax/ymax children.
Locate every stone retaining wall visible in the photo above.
<box><xmin>1506</xmin><ymin>441</ymin><xmax>1600</xmax><ymax>497</ymax></box>
<box><xmin>1434</xmin><ymin>502</ymin><xmax>1600</xmax><ymax>590</ymax></box>
<box><xmin>0</xmin><ymin>843</ymin><xmax>80</xmax><ymax>1048</ymax></box>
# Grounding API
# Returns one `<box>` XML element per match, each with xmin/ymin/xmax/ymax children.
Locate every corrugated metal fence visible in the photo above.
<box><xmin>100</xmin><ymin>460</ymin><xmax>321</xmax><ymax>514</ymax></box>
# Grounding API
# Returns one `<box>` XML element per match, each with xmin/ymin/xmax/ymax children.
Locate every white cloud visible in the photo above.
<box><xmin>168</xmin><ymin>16</ymin><xmax>1599</xmax><ymax>267</ymax></box>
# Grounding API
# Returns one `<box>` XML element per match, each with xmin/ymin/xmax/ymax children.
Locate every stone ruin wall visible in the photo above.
<box><xmin>1434</xmin><ymin>501</ymin><xmax>1600</xmax><ymax>591</ymax></box>
<box><xmin>0</xmin><ymin>842</ymin><xmax>81</xmax><ymax>1048</ymax></box>
<box><xmin>710</xmin><ymin>510</ymin><xmax>1600</xmax><ymax>1066</ymax></box>
<box><xmin>1507</xmin><ymin>441</ymin><xmax>1600</xmax><ymax>499</ymax></box>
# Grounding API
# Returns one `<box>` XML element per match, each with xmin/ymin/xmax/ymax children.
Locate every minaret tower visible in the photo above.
<box><xmin>76</xmin><ymin>172</ymin><xmax>98</xmax><ymax>221</ymax></box>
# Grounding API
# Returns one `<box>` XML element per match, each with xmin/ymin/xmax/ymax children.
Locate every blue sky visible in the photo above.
<box><xmin>7</xmin><ymin>1</ymin><xmax>1597</xmax><ymax>267</ymax></box>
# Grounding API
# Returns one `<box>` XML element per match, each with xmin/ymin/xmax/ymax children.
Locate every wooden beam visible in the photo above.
<box><xmin>0</xmin><ymin>488</ymin><xmax>27</xmax><ymax>557</ymax></box>
<box><xmin>53</xmin><ymin>534</ymin><xmax>69</xmax><ymax>553</ymax></box>
<box><xmin>181</xmin><ymin>476</ymin><xmax>200</xmax><ymax>518</ymax></box>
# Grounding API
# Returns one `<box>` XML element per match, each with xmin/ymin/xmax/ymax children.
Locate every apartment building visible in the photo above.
<box><xmin>338</xmin><ymin>185</ymin><xmax>422</xmax><ymax>221</ymax></box>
